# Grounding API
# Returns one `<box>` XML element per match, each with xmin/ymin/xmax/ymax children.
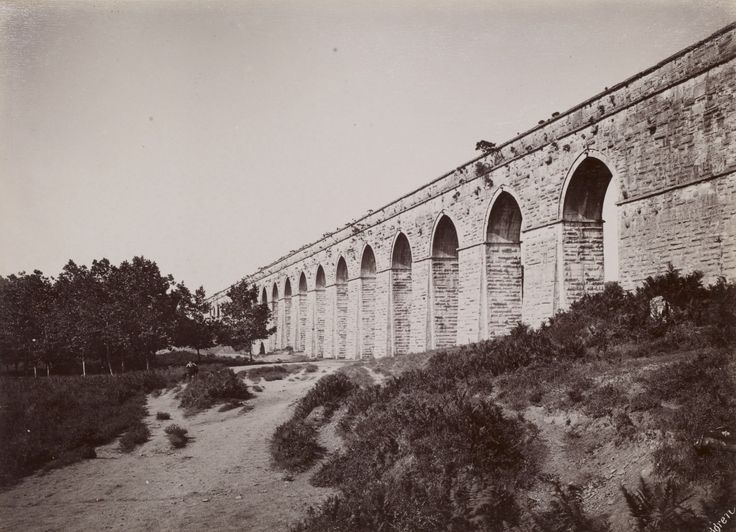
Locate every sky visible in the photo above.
<box><xmin>1</xmin><ymin>0</ymin><xmax>734</xmax><ymax>294</ymax></box>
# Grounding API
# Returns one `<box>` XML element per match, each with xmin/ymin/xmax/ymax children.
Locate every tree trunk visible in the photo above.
<box><xmin>196</xmin><ymin>347</ymin><xmax>201</xmax><ymax>363</ymax></box>
<box><xmin>145</xmin><ymin>353</ymin><xmax>150</xmax><ymax>371</ymax></box>
<box><xmin>105</xmin><ymin>344</ymin><xmax>114</xmax><ymax>375</ymax></box>
<box><xmin>82</xmin><ymin>357</ymin><xmax>87</xmax><ymax>377</ymax></box>
<box><xmin>46</xmin><ymin>364</ymin><xmax>50</xmax><ymax>377</ymax></box>
<box><xmin>121</xmin><ymin>358</ymin><xmax>125</xmax><ymax>374</ymax></box>
<box><xmin>33</xmin><ymin>365</ymin><xmax>37</xmax><ymax>378</ymax></box>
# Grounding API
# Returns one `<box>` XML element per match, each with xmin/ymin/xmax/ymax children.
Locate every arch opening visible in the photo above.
<box><xmin>271</xmin><ymin>283</ymin><xmax>279</xmax><ymax>351</ymax></box>
<box><xmin>335</xmin><ymin>257</ymin><xmax>349</xmax><ymax>359</ymax></box>
<box><xmin>391</xmin><ymin>234</ymin><xmax>413</xmax><ymax>355</ymax></box>
<box><xmin>431</xmin><ymin>215</ymin><xmax>459</xmax><ymax>349</ymax></box>
<box><xmin>313</xmin><ymin>266</ymin><xmax>326</xmax><ymax>358</ymax></box>
<box><xmin>296</xmin><ymin>272</ymin><xmax>308</xmax><ymax>352</ymax></box>
<box><xmin>360</xmin><ymin>246</ymin><xmax>377</xmax><ymax>358</ymax></box>
<box><xmin>485</xmin><ymin>192</ymin><xmax>523</xmax><ymax>337</ymax></box>
<box><xmin>283</xmin><ymin>278</ymin><xmax>293</xmax><ymax>350</ymax></box>
<box><xmin>561</xmin><ymin>157</ymin><xmax>618</xmax><ymax>306</ymax></box>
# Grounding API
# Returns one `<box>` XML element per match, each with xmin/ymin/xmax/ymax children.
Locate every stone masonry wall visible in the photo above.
<box><xmin>205</xmin><ymin>25</ymin><xmax>736</xmax><ymax>359</ymax></box>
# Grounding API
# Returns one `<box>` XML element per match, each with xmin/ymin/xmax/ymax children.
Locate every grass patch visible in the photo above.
<box><xmin>0</xmin><ymin>369</ymin><xmax>179</xmax><ymax>486</ymax></box>
<box><xmin>245</xmin><ymin>365</ymin><xmax>290</xmax><ymax>382</ymax></box>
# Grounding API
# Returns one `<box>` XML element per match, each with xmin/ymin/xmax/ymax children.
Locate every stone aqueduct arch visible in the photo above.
<box><xmin>208</xmin><ymin>25</ymin><xmax>736</xmax><ymax>358</ymax></box>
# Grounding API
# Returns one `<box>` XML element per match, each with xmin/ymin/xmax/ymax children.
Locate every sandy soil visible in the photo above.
<box><xmin>0</xmin><ymin>360</ymin><xmax>348</xmax><ymax>532</ymax></box>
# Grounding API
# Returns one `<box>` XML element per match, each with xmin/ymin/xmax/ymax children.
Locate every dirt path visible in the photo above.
<box><xmin>0</xmin><ymin>361</ymin><xmax>347</xmax><ymax>532</ymax></box>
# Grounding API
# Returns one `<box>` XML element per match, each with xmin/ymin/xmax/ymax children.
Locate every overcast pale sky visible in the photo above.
<box><xmin>1</xmin><ymin>0</ymin><xmax>733</xmax><ymax>294</ymax></box>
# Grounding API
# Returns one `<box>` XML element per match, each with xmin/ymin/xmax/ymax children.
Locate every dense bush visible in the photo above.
<box><xmin>164</xmin><ymin>424</ymin><xmax>189</xmax><ymax>448</ymax></box>
<box><xmin>270</xmin><ymin>419</ymin><xmax>325</xmax><ymax>472</ymax></box>
<box><xmin>118</xmin><ymin>420</ymin><xmax>151</xmax><ymax>452</ymax></box>
<box><xmin>294</xmin><ymin>373</ymin><xmax>355</xmax><ymax>420</ymax></box>
<box><xmin>269</xmin><ymin>372</ymin><xmax>358</xmax><ymax>473</ymax></box>
<box><xmin>0</xmin><ymin>369</ymin><xmax>178</xmax><ymax>485</ymax></box>
<box><xmin>178</xmin><ymin>366</ymin><xmax>252</xmax><ymax>413</ymax></box>
<box><xmin>305</xmin><ymin>391</ymin><xmax>537</xmax><ymax>531</ymax></box>
<box><xmin>155</xmin><ymin>411</ymin><xmax>171</xmax><ymax>420</ymax></box>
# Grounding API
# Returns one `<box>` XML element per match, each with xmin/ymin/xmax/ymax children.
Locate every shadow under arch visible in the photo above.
<box><xmin>558</xmin><ymin>152</ymin><xmax>619</xmax><ymax>309</ymax></box>
<box><xmin>359</xmin><ymin>245</ymin><xmax>377</xmax><ymax>358</ymax></box>
<box><xmin>484</xmin><ymin>189</ymin><xmax>523</xmax><ymax>337</ymax></box>
<box><xmin>335</xmin><ymin>257</ymin><xmax>349</xmax><ymax>359</ymax></box>
<box><xmin>295</xmin><ymin>272</ymin><xmax>308</xmax><ymax>352</ymax></box>
<box><xmin>430</xmin><ymin>214</ymin><xmax>459</xmax><ymax>349</ymax></box>
<box><xmin>313</xmin><ymin>266</ymin><xmax>326</xmax><ymax>358</ymax></box>
<box><xmin>390</xmin><ymin>232</ymin><xmax>413</xmax><ymax>355</ymax></box>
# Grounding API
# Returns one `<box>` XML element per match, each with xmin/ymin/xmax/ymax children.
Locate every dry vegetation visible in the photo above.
<box><xmin>277</xmin><ymin>267</ymin><xmax>735</xmax><ymax>531</ymax></box>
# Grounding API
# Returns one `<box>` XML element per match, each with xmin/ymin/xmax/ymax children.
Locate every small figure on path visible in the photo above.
<box><xmin>185</xmin><ymin>361</ymin><xmax>199</xmax><ymax>381</ymax></box>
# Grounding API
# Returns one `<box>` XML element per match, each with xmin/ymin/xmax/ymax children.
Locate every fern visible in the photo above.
<box><xmin>532</xmin><ymin>477</ymin><xmax>609</xmax><ymax>531</ymax></box>
<box><xmin>621</xmin><ymin>477</ymin><xmax>706</xmax><ymax>531</ymax></box>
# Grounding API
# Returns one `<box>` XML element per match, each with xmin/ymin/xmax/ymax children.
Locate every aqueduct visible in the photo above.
<box><xmin>210</xmin><ymin>23</ymin><xmax>736</xmax><ymax>359</ymax></box>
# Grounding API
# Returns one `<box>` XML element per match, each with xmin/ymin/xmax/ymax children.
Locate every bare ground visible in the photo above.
<box><xmin>0</xmin><ymin>360</ymin><xmax>347</xmax><ymax>532</ymax></box>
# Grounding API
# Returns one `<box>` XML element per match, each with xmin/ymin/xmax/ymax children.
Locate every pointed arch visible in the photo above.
<box><xmin>431</xmin><ymin>214</ymin><xmax>460</xmax><ymax>258</ymax></box>
<box><xmin>271</xmin><ymin>282</ymin><xmax>280</xmax><ymax>350</ymax></box>
<box><xmin>283</xmin><ymin>278</ymin><xmax>293</xmax><ymax>349</ymax></box>
<box><xmin>296</xmin><ymin>272</ymin><xmax>308</xmax><ymax>352</ymax></box>
<box><xmin>485</xmin><ymin>191</ymin><xmax>524</xmax><ymax>336</ymax></box>
<box><xmin>313</xmin><ymin>266</ymin><xmax>326</xmax><ymax>358</ymax></box>
<box><xmin>335</xmin><ymin>257</ymin><xmax>349</xmax><ymax>359</ymax></box>
<box><xmin>359</xmin><ymin>246</ymin><xmax>377</xmax><ymax>358</ymax></box>
<box><xmin>559</xmin><ymin>154</ymin><xmax>619</xmax><ymax>308</ymax></box>
<box><xmin>391</xmin><ymin>233</ymin><xmax>413</xmax><ymax>355</ymax></box>
<box><xmin>430</xmin><ymin>214</ymin><xmax>459</xmax><ymax>349</ymax></box>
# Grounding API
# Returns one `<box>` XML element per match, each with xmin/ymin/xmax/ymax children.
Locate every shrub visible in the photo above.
<box><xmin>164</xmin><ymin>424</ymin><xmax>189</xmax><ymax>448</ymax></box>
<box><xmin>155</xmin><ymin>411</ymin><xmax>171</xmax><ymax>420</ymax></box>
<box><xmin>583</xmin><ymin>384</ymin><xmax>627</xmax><ymax>418</ymax></box>
<box><xmin>178</xmin><ymin>367</ymin><xmax>252</xmax><ymax>413</ymax></box>
<box><xmin>307</xmin><ymin>391</ymin><xmax>537</xmax><ymax>530</ymax></box>
<box><xmin>294</xmin><ymin>373</ymin><xmax>355</xmax><ymax>420</ymax></box>
<box><xmin>119</xmin><ymin>421</ymin><xmax>151</xmax><ymax>452</ymax></box>
<box><xmin>270</xmin><ymin>419</ymin><xmax>325</xmax><ymax>472</ymax></box>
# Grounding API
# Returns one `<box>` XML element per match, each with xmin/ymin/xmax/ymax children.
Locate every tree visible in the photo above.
<box><xmin>107</xmin><ymin>257</ymin><xmax>178</xmax><ymax>371</ymax></box>
<box><xmin>217</xmin><ymin>280</ymin><xmax>275</xmax><ymax>361</ymax></box>
<box><xmin>173</xmin><ymin>284</ymin><xmax>216</xmax><ymax>360</ymax></box>
<box><xmin>0</xmin><ymin>271</ymin><xmax>55</xmax><ymax>376</ymax></box>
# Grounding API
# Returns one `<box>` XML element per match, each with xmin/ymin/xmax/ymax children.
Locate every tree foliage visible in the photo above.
<box><xmin>0</xmin><ymin>256</ymin><xmax>215</xmax><ymax>375</ymax></box>
<box><xmin>217</xmin><ymin>280</ymin><xmax>275</xmax><ymax>355</ymax></box>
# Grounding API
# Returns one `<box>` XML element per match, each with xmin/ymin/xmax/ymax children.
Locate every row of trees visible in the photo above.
<box><xmin>0</xmin><ymin>256</ymin><xmax>274</xmax><ymax>376</ymax></box>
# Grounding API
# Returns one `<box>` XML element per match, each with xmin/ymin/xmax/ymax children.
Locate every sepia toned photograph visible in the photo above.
<box><xmin>1</xmin><ymin>1</ymin><xmax>735</xmax><ymax>530</ymax></box>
